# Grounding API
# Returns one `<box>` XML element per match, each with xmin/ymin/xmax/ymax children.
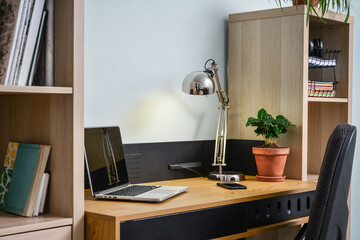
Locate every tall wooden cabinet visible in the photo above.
<box><xmin>228</xmin><ymin>6</ymin><xmax>353</xmax><ymax>181</ymax></box>
<box><xmin>0</xmin><ymin>0</ymin><xmax>84</xmax><ymax>239</ymax></box>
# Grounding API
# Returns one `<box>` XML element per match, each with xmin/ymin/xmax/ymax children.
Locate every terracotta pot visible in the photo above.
<box><xmin>252</xmin><ymin>147</ymin><xmax>290</xmax><ymax>182</ymax></box>
<box><xmin>292</xmin><ymin>0</ymin><xmax>319</xmax><ymax>7</ymax></box>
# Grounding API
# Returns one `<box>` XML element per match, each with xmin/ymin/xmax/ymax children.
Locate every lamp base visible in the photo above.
<box><xmin>208</xmin><ymin>171</ymin><xmax>245</xmax><ymax>182</ymax></box>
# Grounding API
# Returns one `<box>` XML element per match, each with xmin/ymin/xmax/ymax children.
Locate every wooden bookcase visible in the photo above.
<box><xmin>0</xmin><ymin>0</ymin><xmax>84</xmax><ymax>239</ymax></box>
<box><xmin>228</xmin><ymin>6</ymin><xmax>353</xmax><ymax>181</ymax></box>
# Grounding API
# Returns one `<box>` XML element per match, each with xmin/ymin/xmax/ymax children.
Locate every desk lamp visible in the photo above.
<box><xmin>182</xmin><ymin>59</ymin><xmax>243</xmax><ymax>181</ymax></box>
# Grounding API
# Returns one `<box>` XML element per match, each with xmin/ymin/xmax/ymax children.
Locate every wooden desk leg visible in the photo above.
<box><xmin>85</xmin><ymin>214</ymin><xmax>120</xmax><ymax>240</ymax></box>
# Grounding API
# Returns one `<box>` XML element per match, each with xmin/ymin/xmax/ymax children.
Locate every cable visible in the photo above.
<box><xmin>182</xmin><ymin>167</ymin><xmax>203</xmax><ymax>178</ymax></box>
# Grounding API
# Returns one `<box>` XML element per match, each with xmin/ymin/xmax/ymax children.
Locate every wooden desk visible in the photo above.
<box><xmin>85</xmin><ymin>177</ymin><xmax>316</xmax><ymax>240</ymax></box>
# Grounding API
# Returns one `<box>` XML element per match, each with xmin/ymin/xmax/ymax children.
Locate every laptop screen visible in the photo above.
<box><xmin>85</xmin><ymin>127</ymin><xmax>129</xmax><ymax>193</ymax></box>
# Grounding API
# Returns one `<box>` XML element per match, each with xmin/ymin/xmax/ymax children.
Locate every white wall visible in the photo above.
<box><xmin>84</xmin><ymin>0</ymin><xmax>291</xmax><ymax>144</ymax></box>
<box><xmin>85</xmin><ymin>0</ymin><xmax>360</xmax><ymax>238</ymax></box>
<box><xmin>351</xmin><ymin>1</ymin><xmax>360</xmax><ymax>239</ymax></box>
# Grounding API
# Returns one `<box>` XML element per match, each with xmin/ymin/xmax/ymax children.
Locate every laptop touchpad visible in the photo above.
<box><xmin>150</xmin><ymin>189</ymin><xmax>176</xmax><ymax>195</ymax></box>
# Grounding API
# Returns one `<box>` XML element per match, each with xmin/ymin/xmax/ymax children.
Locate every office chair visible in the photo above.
<box><xmin>294</xmin><ymin>123</ymin><xmax>357</xmax><ymax>240</ymax></box>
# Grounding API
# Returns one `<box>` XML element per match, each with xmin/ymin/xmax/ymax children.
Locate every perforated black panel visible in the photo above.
<box><xmin>124</xmin><ymin>153</ymin><xmax>141</xmax><ymax>182</ymax></box>
<box><xmin>120</xmin><ymin>191</ymin><xmax>315</xmax><ymax>240</ymax></box>
<box><xmin>122</xmin><ymin>140</ymin><xmax>263</xmax><ymax>184</ymax></box>
<box><xmin>247</xmin><ymin>191</ymin><xmax>315</xmax><ymax>229</ymax></box>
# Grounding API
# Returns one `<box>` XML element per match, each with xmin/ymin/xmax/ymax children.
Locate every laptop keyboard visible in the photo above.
<box><xmin>105</xmin><ymin>185</ymin><xmax>160</xmax><ymax>197</ymax></box>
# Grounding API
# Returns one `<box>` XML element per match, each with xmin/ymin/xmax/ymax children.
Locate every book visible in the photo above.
<box><xmin>45</xmin><ymin>0</ymin><xmax>54</xmax><ymax>86</ymax></box>
<box><xmin>3</xmin><ymin>0</ymin><xmax>27</xmax><ymax>85</ymax></box>
<box><xmin>17</xmin><ymin>0</ymin><xmax>46</xmax><ymax>86</ymax></box>
<box><xmin>28</xmin><ymin>11</ymin><xmax>47</xmax><ymax>86</ymax></box>
<box><xmin>0</xmin><ymin>142</ymin><xmax>19</xmax><ymax>209</ymax></box>
<box><xmin>39</xmin><ymin>172</ymin><xmax>49</xmax><ymax>214</ymax></box>
<box><xmin>0</xmin><ymin>0</ymin><xmax>23</xmax><ymax>85</ymax></box>
<box><xmin>33</xmin><ymin>172</ymin><xmax>49</xmax><ymax>216</ymax></box>
<box><xmin>6</xmin><ymin>0</ymin><xmax>35</xmax><ymax>85</ymax></box>
<box><xmin>4</xmin><ymin>143</ymin><xmax>51</xmax><ymax>217</ymax></box>
<box><xmin>307</xmin><ymin>80</ymin><xmax>336</xmax><ymax>97</ymax></box>
<box><xmin>31</xmin><ymin>39</ymin><xmax>46</xmax><ymax>86</ymax></box>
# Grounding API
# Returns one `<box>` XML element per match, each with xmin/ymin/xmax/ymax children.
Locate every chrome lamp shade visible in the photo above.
<box><xmin>182</xmin><ymin>71</ymin><xmax>215</xmax><ymax>96</ymax></box>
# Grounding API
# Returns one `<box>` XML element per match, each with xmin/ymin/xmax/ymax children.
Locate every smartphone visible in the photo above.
<box><xmin>217</xmin><ymin>182</ymin><xmax>247</xmax><ymax>190</ymax></box>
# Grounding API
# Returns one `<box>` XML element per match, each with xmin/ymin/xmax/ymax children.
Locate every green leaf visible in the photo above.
<box><xmin>246</xmin><ymin>117</ymin><xmax>255</xmax><ymax>126</ymax></box>
<box><xmin>247</xmin><ymin>117</ymin><xmax>255</xmax><ymax>122</ymax></box>
<box><xmin>275</xmin><ymin>126</ymin><xmax>283</xmax><ymax>135</ymax></box>
<box><xmin>254</xmin><ymin>128</ymin><xmax>262</xmax><ymax>136</ymax></box>
<box><xmin>276</xmin><ymin>115</ymin><xmax>285</xmax><ymax>121</ymax></box>
<box><xmin>257</xmin><ymin>108</ymin><xmax>267</xmax><ymax>120</ymax></box>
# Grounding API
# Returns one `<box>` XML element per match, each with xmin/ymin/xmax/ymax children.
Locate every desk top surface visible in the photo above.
<box><xmin>85</xmin><ymin>176</ymin><xmax>316</xmax><ymax>222</ymax></box>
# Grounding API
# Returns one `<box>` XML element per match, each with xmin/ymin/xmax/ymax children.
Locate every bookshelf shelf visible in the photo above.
<box><xmin>228</xmin><ymin>5</ymin><xmax>353</xmax><ymax>180</ymax></box>
<box><xmin>228</xmin><ymin>7</ymin><xmax>352</xmax><ymax>237</ymax></box>
<box><xmin>0</xmin><ymin>212</ymin><xmax>72</xmax><ymax>236</ymax></box>
<box><xmin>307</xmin><ymin>97</ymin><xmax>348</xmax><ymax>103</ymax></box>
<box><xmin>0</xmin><ymin>86</ymin><xmax>73</xmax><ymax>95</ymax></box>
<box><xmin>0</xmin><ymin>0</ymin><xmax>84</xmax><ymax>239</ymax></box>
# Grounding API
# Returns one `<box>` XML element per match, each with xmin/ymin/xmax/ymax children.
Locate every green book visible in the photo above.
<box><xmin>4</xmin><ymin>143</ymin><xmax>51</xmax><ymax>217</ymax></box>
<box><xmin>0</xmin><ymin>142</ymin><xmax>19</xmax><ymax>210</ymax></box>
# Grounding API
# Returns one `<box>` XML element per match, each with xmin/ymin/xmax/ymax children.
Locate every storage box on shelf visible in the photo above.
<box><xmin>0</xmin><ymin>0</ymin><xmax>84</xmax><ymax>239</ymax></box>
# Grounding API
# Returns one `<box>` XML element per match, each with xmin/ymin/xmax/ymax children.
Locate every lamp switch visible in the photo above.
<box><xmin>168</xmin><ymin>162</ymin><xmax>202</xmax><ymax>170</ymax></box>
<box><xmin>168</xmin><ymin>164</ymin><xmax>183</xmax><ymax>170</ymax></box>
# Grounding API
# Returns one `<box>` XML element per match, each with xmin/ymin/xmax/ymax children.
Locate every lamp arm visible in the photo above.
<box><xmin>205</xmin><ymin>60</ymin><xmax>229</xmax><ymax>109</ymax></box>
<box><xmin>208</xmin><ymin>61</ymin><xmax>229</xmax><ymax>174</ymax></box>
<box><xmin>213</xmin><ymin>67</ymin><xmax>229</xmax><ymax>109</ymax></box>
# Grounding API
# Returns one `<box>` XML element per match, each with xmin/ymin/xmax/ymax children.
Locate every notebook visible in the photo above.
<box><xmin>84</xmin><ymin>126</ymin><xmax>189</xmax><ymax>202</ymax></box>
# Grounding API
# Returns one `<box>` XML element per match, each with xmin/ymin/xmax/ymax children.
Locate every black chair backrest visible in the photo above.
<box><xmin>305</xmin><ymin>124</ymin><xmax>356</xmax><ymax>240</ymax></box>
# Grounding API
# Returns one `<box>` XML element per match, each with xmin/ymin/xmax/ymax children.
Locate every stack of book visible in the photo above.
<box><xmin>0</xmin><ymin>142</ymin><xmax>51</xmax><ymax>217</ymax></box>
<box><xmin>308</xmin><ymin>80</ymin><xmax>336</xmax><ymax>98</ymax></box>
<box><xmin>0</xmin><ymin>0</ymin><xmax>53</xmax><ymax>86</ymax></box>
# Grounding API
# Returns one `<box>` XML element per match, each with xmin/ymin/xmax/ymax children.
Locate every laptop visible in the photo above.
<box><xmin>84</xmin><ymin>126</ymin><xmax>189</xmax><ymax>202</ymax></box>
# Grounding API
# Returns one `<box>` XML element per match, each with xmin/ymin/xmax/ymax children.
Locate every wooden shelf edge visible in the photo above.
<box><xmin>307</xmin><ymin>174</ymin><xmax>319</xmax><ymax>182</ymax></box>
<box><xmin>0</xmin><ymin>212</ymin><xmax>73</xmax><ymax>237</ymax></box>
<box><xmin>0</xmin><ymin>86</ymin><xmax>73</xmax><ymax>95</ymax></box>
<box><xmin>229</xmin><ymin>5</ymin><xmax>353</xmax><ymax>24</ymax></box>
<box><xmin>307</xmin><ymin>97</ymin><xmax>348</xmax><ymax>103</ymax></box>
<box><xmin>213</xmin><ymin>216</ymin><xmax>309</xmax><ymax>240</ymax></box>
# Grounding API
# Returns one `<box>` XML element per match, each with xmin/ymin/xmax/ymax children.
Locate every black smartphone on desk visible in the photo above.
<box><xmin>217</xmin><ymin>182</ymin><xmax>247</xmax><ymax>190</ymax></box>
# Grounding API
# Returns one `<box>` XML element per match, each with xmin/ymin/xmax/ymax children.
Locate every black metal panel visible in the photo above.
<box><xmin>247</xmin><ymin>191</ymin><xmax>315</xmax><ymax>229</ymax></box>
<box><xmin>123</xmin><ymin>141</ymin><xmax>214</xmax><ymax>183</ymax></box>
<box><xmin>122</xmin><ymin>139</ymin><xmax>263</xmax><ymax>184</ymax></box>
<box><xmin>226</xmin><ymin>139</ymin><xmax>264</xmax><ymax>176</ymax></box>
<box><xmin>120</xmin><ymin>203</ymin><xmax>247</xmax><ymax>240</ymax></box>
<box><xmin>120</xmin><ymin>191</ymin><xmax>315</xmax><ymax>240</ymax></box>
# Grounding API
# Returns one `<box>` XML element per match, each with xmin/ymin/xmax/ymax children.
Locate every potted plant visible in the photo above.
<box><xmin>246</xmin><ymin>108</ymin><xmax>295</xmax><ymax>182</ymax></box>
<box><xmin>275</xmin><ymin>0</ymin><xmax>352</xmax><ymax>24</ymax></box>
